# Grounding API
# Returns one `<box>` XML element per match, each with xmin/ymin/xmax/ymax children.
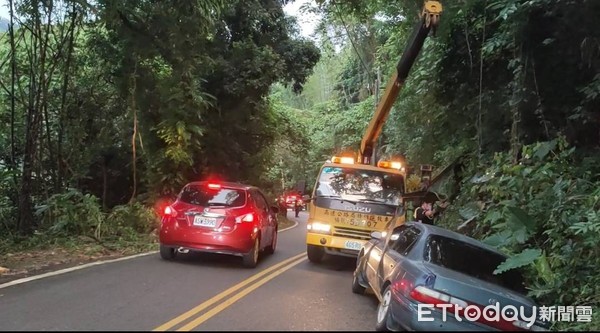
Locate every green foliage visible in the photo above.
<box><xmin>35</xmin><ymin>189</ymin><xmax>105</xmax><ymax>237</ymax></box>
<box><xmin>0</xmin><ymin>192</ymin><xmax>17</xmax><ymax>235</ymax></box>
<box><xmin>0</xmin><ymin>169</ymin><xmax>17</xmax><ymax>234</ymax></box>
<box><xmin>494</xmin><ymin>248</ymin><xmax>541</xmax><ymax>275</ymax></box>
<box><xmin>33</xmin><ymin>188</ymin><xmax>159</xmax><ymax>242</ymax></box>
<box><xmin>2</xmin><ymin>1</ymin><xmax>600</xmax><ymax>329</ymax></box>
<box><xmin>268</xmin><ymin>2</ymin><xmax>600</xmax><ymax>330</ymax></box>
<box><xmin>261</xmin><ymin>90</ymin><xmax>312</xmax><ymax>193</ymax></box>
<box><xmin>0</xmin><ymin>0</ymin><xmax>320</xmax><ymax>234</ymax></box>
<box><xmin>438</xmin><ymin>138</ymin><xmax>600</xmax><ymax>330</ymax></box>
<box><xmin>106</xmin><ymin>202</ymin><xmax>158</xmax><ymax>234</ymax></box>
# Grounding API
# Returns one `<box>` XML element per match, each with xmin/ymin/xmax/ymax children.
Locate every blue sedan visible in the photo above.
<box><xmin>352</xmin><ymin>221</ymin><xmax>549</xmax><ymax>331</ymax></box>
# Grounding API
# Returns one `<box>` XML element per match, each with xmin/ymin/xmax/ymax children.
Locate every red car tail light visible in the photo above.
<box><xmin>163</xmin><ymin>206</ymin><xmax>178</xmax><ymax>218</ymax></box>
<box><xmin>208</xmin><ymin>183</ymin><xmax>221</xmax><ymax>190</ymax></box>
<box><xmin>235</xmin><ymin>213</ymin><xmax>255</xmax><ymax>223</ymax></box>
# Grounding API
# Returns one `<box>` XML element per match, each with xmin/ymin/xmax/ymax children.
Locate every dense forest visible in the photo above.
<box><xmin>1</xmin><ymin>0</ymin><xmax>599</xmax><ymax>329</ymax></box>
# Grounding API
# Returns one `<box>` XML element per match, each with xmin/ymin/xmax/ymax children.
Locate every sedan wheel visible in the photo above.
<box><xmin>352</xmin><ymin>252</ymin><xmax>366</xmax><ymax>294</ymax></box>
<box><xmin>243</xmin><ymin>238</ymin><xmax>260</xmax><ymax>268</ymax></box>
<box><xmin>352</xmin><ymin>270</ymin><xmax>366</xmax><ymax>294</ymax></box>
<box><xmin>265</xmin><ymin>230</ymin><xmax>277</xmax><ymax>255</ymax></box>
<box><xmin>159</xmin><ymin>244</ymin><xmax>177</xmax><ymax>261</ymax></box>
<box><xmin>375</xmin><ymin>285</ymin><xmax>392</xmax><ymax>331</ymax></box>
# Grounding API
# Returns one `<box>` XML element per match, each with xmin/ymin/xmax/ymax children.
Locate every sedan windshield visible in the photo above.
<box><xmin>315</xmin><ymin>166</ymin><xmax>404</xmax><ymax>206</ymax></box>
<box><xmin>179</xmin><ymin>185</ymin><xmax>246</xmax><ymax>207</ymax></box>
<box><xmin>424</xmin><ymin>235</ymin><xmax>527</xmax><ymax>294</ymax></box>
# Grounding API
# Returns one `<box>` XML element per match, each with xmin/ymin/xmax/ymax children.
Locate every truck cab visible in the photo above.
<box><xmin>305</xmin><ymin>156</ymin><xmax>406</xmax><ymax>263</ymax></box>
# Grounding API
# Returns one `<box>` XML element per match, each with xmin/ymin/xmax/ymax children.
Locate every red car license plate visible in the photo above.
<box><xmin>193</xmin><ymin>216</ymin><xmax>217</xmax><ymax>227</ymax></box>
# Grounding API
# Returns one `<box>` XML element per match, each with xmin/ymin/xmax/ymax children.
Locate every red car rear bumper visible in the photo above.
<box><xmin>159</xmin><ymin>219</ymin><xmax>258</xmax><ymax>256</ymax></box>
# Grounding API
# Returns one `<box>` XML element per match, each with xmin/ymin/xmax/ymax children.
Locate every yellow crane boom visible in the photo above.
<box><xmin>358</xmin><ymin>1</ymin><xmax>443</xmax><ymax>165</ymax></box>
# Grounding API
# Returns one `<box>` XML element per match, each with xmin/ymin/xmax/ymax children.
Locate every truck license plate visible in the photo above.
<box><xmin>344</xmin><ymin>240</ymin><xmax>363</xmax><ymax>251</ymax></box>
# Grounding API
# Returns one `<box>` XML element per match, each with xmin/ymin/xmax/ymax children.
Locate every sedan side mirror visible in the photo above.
<box><xmin>271</xmin><ymin>206</ymin><xmax>279</xmax><ymax>214</ymax></box>
<box><xmin>370</xmin><ymin>231</ymin><xmax>383</xmax><ymax>240</ymax></box>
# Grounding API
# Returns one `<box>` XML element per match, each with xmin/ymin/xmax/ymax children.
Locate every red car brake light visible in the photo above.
<box><xmin>163</xmin><ymin>206</ymin><xmax>177</xmax><ymax>218</ymax></box>
<box><xmin>208</xmin><ymin>183</ymin><xmax>221</xmax><ymax>190</ymax></box>
<box><xmin>235</xmin><ymin>213</ymin><xmax>255</xmax><ymax>223</ymax></box>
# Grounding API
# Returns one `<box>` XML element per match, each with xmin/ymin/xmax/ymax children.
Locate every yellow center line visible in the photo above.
<box><xmin>176</xmin><ymin>256</ymin><xmax>307</xmax><ymax>331</ymax></box>
<box><xmin>153</xmin><ymin>252</ymin><xmax>305</xmax><ymax>331</ymax></box>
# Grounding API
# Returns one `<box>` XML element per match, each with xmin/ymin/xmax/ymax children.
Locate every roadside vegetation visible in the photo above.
<box><xmin>0</xmin><ymin>0</ymin><xmax>319</xmax><ymax>274</ymax></box>
<box><xmin>1</xmin><ymin>0</ymin><xmax>599</xmax><ymax>330</ymax></box>
<box><xmin>269</xmin><ymin>0</ymin><xmax>600</xmax><ymax>330</ymax></box>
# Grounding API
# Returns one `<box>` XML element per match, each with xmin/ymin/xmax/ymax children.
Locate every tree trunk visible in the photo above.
<box><xmin>57</xmin><ymin>6</ymin><xmax>79</xmax><ymax>190</ymax></box>
<box><xmin>102</xmin><ymin>159</ymin><xmax>108</xmax><ymax>211</ymax></box>
<box><xmin>8</xmin><ymin>0</ymin><xmax>17</xmax><ymax>176</ymax></box>
<box><xmin>510</xmin><ymin>46</ymin><xmax>527</xmax><ymax>164</ymax></box>
<box><xmin>17</xmin><ymin>0</ymin><xmax>52</xmax><ymax>235</ymax></box>
<box><xmin>280</xmin><ymin>158</ymin><xmax>285</xmax><ymax>191</ymax></box>
<box><xmin>477</xmin><ymin>1</ymin><xmax>487</xmax><ymax>160</ymax></box>
<box><xmin>129</xmin><ymin>61</ymin><xmax>138</xmax><ymax>204</ymax></box>
<box><xmin>18</xmin><ymin>106</ymin><xmax>43</xmax><ymax>235</ymax></box>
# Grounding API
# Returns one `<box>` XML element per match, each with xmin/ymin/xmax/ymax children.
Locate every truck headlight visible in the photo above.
<box><xmin>308</xmin><ymin>222</ymin><xmax>331</xmax><ymax>233</ymax></box>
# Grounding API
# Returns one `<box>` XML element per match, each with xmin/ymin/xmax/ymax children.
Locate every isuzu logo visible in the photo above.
<box><xmin>344</xmin><ymin>205</ymin><xmax>372</xmax><ymax>213</ymax></box>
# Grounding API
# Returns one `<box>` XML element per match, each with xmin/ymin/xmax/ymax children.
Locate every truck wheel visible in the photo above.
<box><xmin>307</xmin><ymin>245</ymin><xmax>324</xmax><ymax>263</ymax></box>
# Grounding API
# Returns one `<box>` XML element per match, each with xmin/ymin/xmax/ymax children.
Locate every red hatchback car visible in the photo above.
<box><xmin>159</xmin><ymin>181</ymin><xmax>279</xmax><ymax>268</ymax></box>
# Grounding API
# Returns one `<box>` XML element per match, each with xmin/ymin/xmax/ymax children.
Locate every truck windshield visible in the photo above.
<box><xmin>315</xmin><ymin>166</ymin><xmax>404</xmax><ymax>206</ymax></box>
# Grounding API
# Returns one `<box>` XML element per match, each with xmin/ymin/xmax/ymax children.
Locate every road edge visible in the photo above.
<box><xmin>0</xmin><ymin>251</ymin><xmax>158</xmax><ymax>290</ymax></box>
<box><xmin>278</xmin><ymin>219</ymin><xmax>298</xmax><ymax>233</ymax></box>
<box><xmin>0</xmin><ymin>219</ymin><xmax>299</xmax><ymax>290</ymax></box>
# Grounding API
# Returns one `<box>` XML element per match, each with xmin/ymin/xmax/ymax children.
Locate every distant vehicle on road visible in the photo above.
<box><xmin>352</xmin><ymin>221</ymin><xmax>549</xmax><ymax>331</ymax></box>
<box><xmin>159</xmin><ymin>181</ymin><xmax>279</xmax><ymax>268</ymax></box>
<box><xmin>284</xmin><ymin>191</ymin><xmax>305</xmax><ymax>210</ymax></box>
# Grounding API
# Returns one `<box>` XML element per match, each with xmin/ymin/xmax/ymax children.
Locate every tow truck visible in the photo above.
<box><xmin>305</xmin><ymin>1</ymin><xmax>442</xmax><ymax>263</ymax></box>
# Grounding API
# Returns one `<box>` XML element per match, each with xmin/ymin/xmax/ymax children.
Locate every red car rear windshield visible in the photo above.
<box><xmin>179</xmin><ymin>185</ymin><xmax>246</xmax><ymax>207</ymax></box>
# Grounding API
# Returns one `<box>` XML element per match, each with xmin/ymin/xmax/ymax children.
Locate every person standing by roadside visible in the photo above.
<box><xmin>414</xmin><ymin>199</ymin><xmax>448</xmax><ymax>225</ymax></box>
<box><xmin>294</xmin><ymin>198</ymin><xmax>302</xmax><ymax>217</ymax></box>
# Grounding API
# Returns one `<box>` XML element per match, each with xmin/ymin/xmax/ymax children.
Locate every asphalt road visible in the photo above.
<box><xmin>0</xmin><ymin>211</ymin><xmax>379</xmax><ymax>331</ymax></box>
